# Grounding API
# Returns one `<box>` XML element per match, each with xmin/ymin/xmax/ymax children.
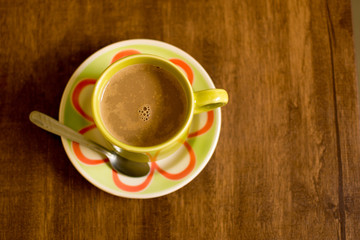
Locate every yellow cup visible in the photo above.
<box><xmin>92</xmin><ymin>54</ymin><xmax>228</xmax><ymax>162</ymax></box>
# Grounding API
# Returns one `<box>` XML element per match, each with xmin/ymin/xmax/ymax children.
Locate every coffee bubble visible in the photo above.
<box><xmin>138</xmin><ymin>104</ymin><xmax>151</xmax><ymax>122</ymax></box>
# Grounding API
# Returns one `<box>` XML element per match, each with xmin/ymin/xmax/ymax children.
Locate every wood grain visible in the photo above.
<box><xmin>0</xmin><ymin>0</ymin><xmax>359</xmax><ymax>239</ymax></box>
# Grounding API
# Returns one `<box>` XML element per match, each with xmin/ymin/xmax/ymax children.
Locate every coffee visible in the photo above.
<box><xmin>100</xmin><ymin>63</ymin><xmax>188</xmax><ymax>147</ymax></box>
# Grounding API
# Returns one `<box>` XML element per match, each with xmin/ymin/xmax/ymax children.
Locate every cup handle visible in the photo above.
<box><xmin>194</xmin><ymin>89</ymin><xmax>228</xmax><ymax>114</ymax></box>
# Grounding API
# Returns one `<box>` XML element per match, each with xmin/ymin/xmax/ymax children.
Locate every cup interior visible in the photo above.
<box><xmin>92</xmin><ymin>54</ymin><xmax>194</xmax><ymax>152</ymax></box>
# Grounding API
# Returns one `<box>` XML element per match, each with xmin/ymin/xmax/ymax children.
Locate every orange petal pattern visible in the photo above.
<box><xmin>111</xmin><ymin>49</ymin><xmax>141</xmax><ymax>63</ymax></box>
<box><xmin>188</xmin><ymin>111</ymin><xmax>214</xmax><ymax>138</ymax></box>
<box><xmin>72</xmin><ymin>79</ymin><xmax>96</xmax><ymax>122</ymax></box>
<box><xmin>153</xmin><ymin>141</ymin><xmax>196</xmax><ymax>180</ymax></box>
<box><xmin>170</xmin><ymin>58</ymin><xmax>194</xmax><ymax>85</ymax></box>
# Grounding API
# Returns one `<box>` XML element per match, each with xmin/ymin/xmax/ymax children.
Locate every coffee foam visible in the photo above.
<box><xmin>100</xmin><ymin>63</ymin><xmax>188</xmax><ymax>147</ymax></box>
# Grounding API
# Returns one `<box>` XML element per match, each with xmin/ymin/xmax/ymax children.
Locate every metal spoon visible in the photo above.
<box><xmin>29</xmin><ymin>111</ymin><xmax>150</xmax><ymax>177</ymax></box>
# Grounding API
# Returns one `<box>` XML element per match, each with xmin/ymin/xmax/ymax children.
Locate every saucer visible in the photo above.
<box><xmin>59</xmin><ymin>39</ymin><xmax>221</xmax><ymax>198</ymax></box>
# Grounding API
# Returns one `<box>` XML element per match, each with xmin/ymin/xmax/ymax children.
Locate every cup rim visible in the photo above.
<box><xmin>92</xmin><ymin>54</ymin><xmax>194</xmax><ymax>153</ymax></box>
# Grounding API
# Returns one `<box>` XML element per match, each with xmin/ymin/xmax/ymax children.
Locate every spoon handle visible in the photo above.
<box><xmin>29</xmin><ymin>111</ymin><xmax>108</xmax><ymax>156</ymax></box>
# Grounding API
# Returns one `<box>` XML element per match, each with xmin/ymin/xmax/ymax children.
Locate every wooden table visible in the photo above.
<box><xmin>1</xmin><ymin>0</ymin><xmax>359</xmax><ymax>239</ymax></box>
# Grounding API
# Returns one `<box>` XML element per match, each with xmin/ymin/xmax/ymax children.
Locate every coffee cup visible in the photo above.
<box><xmin>92</xmin><ymin>54</ymin><xmax>228</xmax><ymax>162</ymax></box>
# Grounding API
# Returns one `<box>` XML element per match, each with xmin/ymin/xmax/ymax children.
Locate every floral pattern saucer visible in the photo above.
<box><xmin>59</xmin><ymin>39</ymin><xmax>221</xmax><ymax>198</ymax></box>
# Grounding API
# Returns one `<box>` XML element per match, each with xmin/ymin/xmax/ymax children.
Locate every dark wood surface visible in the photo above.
<box><xmin>1</xmin><ymin>0</ymin><xmax>359</xmax><ymax>239</ymax></box>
